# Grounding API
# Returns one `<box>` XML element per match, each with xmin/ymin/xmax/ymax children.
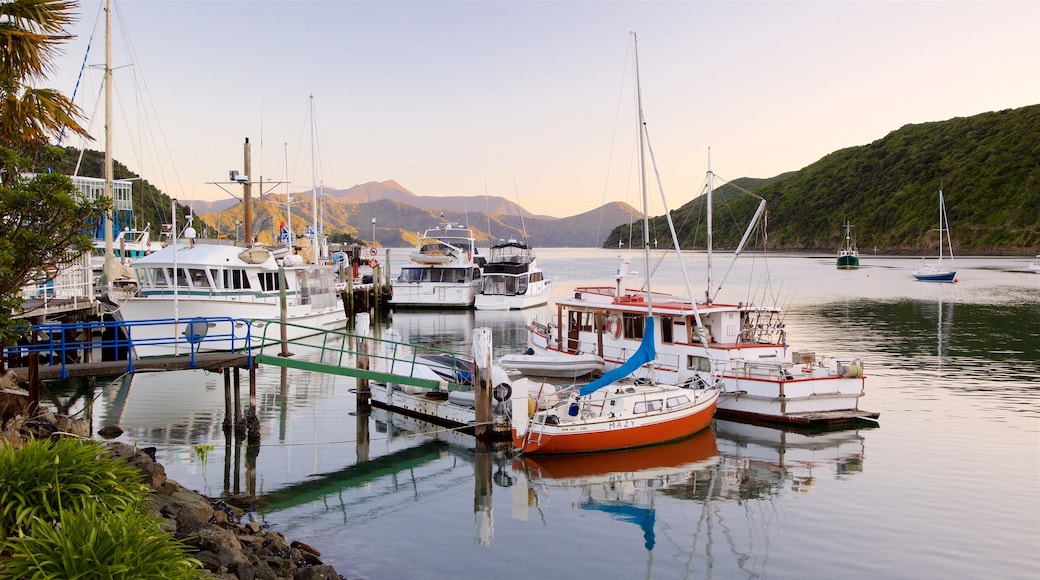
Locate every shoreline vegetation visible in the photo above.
<box><xmin>1</xmin><ymin>377</ymin><xmax>344</xmax><ymax>579</ymax></box>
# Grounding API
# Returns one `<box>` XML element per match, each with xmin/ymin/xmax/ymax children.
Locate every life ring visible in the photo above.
<box><xmin>605</xmin><ymin>314</ymin><xmax>622</xmax><ymax>339</ymax></box>
<box><xmin>369</xmin><ymin>258</ymin><xmax>380</xmax><ymax>269</ymax></box>
<box><xmin>493</xmin><ymin>382</ymin><xmax>512</xmax><ymax>402</ymax></box>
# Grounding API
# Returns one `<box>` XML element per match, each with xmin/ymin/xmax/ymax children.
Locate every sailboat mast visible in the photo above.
<box><xmin>284</xmin><ymin>142</ymin><xmax>292</xmax><ymax>249</ymax></box>
<box><xmin>102</xmin><ymin>0</ymin><xmax>113</xmax><ymax>269</ymax></box>
<box><xmin>633</xmin><ymin>34</ymin><xmax>653</xmax><ymax>307</ymax></box>
<box><xmin>309</xmin><ymin>95</ymin><xmax>319</xmax><ymax>259</ymax></box>
<box><xmin>243</xmin><ymin>137</ymin><xmax>252</xmax><ymax>244</ymax></box>
<box><xmin>705</xmin><ymin>148</ymin><xmax>713</xmax><ymax>304</ymax></box>
<box><xmin>937</xmin><ymin>189</ymin><xmax>946</xmax><ymax>265</ymax></box>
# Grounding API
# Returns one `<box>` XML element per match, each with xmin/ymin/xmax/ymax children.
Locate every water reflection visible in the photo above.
<box><xmin>796</xmin><ymin>297</ymin><xmax>1040</xmax><ymax>408</ymax></box>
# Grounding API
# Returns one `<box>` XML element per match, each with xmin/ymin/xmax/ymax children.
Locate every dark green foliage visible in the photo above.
<box><xmin>0</xmin><ymin>146</ymin><xmax>109</xmax><ymax>343</ymax></box>
<box><xmin>606</xmin><ymin>105</ymin><xmax>1040</xmax><ymax>253</ymax></box>
<box><xmin>44</xmin><ymin>146</ymin><xmax>208</xmax><ymax>240</ymax></box>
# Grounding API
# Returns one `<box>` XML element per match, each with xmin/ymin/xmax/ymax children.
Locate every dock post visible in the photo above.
<box><xmin>27</xmin><ymin>351</ymin><xmax>39</xmax><ymax>417</ymax></box>
<box><xmin>233</xmin><ymin>367</ymin><xmax>245</xmax><ymax>439</ymax></box>
<box><xmin>222</xmin><ymin>368</ymin><xmax>232</xmax><ymax>435</ymax></box>
<box><xmin>279</xmin><ymin>267</ymin><xmax>290</xmax><ymax>357</ymax></box>
<box><xmin>472</xmin><ymin>327</ymin><xmax>493</xmax><ymax>450</ymax></box>
<box><xmin>247</xmin><ymin>365</ymin><xmax>260</xmax><ymax>444</ymax></box>
<box><xmin>355</xmin><ymin>312</ymin><xmax>371</xmax><ymax>415</ymax></box>
<box><xmin>346</xmin><ymin>274</ymin><xmax>355</xmax><ymax>318</ymax></box>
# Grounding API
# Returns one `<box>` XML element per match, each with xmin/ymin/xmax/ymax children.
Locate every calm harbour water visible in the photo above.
<box><xmin>46</xmin><ymin>249</ymin><xmax>1039</xmax><ymax>579</ymax></box>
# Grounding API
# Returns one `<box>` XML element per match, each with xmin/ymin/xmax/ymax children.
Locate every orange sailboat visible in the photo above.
<box><xmin>510</xmin><ymin>33</ymin><xmax>718</xmax><ymax>455</ymax></box>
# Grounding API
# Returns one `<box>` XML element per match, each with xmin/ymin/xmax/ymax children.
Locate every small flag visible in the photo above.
<box><xmin>279</xmin><ymin>221</ymin><xmax>290</xmax><ymax>243</ymax></box>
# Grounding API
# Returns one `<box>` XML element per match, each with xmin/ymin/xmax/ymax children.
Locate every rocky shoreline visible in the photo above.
<box><xmin>2</xmin><ymin>380</ymin><xmax>347</xmax><ymax>580</ymax></box>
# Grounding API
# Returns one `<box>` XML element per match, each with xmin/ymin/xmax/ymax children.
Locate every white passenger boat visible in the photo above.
<box><xmin>390</xmin><ymin>220</ymin><xmax>485</xmax><ymax>308</ymax></box>
<box><xmin>474</xmin><ymin>239</ymin><xmax>553</xmax><ymax>310</ymax></box>
<box><xmin>110</xmin><ymin>240</ymin><xmax>347</xmax><ymax>357</ymax></box>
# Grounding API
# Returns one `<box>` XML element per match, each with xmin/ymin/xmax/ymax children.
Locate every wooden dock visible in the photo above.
<box><xmin>6</xmin><ymin>352</ymin><xmax>250</xmax><ymax>381</ymax></box>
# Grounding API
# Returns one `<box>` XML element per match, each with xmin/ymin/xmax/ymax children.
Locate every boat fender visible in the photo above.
<box><xmin>844</xmin><ymin>363</ymin><xmax>863</xmax><ymax>378</ymax></box>
<box><xmin>493</xmin><ymin>382</ymin><xmax>513</xmax><ymax>402</ymax></box>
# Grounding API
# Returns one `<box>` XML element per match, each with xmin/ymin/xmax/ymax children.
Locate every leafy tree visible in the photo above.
<box><xmin>0</xmin><ymin>0</ymin><xmax>105</xmax><ymax>344</ymax></box>
<box><xmin>0</xmin><ymin>0</ymin><xmax>90</xmax><ymax>157</ymax></box>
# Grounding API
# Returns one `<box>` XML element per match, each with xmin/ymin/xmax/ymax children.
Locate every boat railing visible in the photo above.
<box><xmin>3</xmin><ymin>316</ymin><xmax>252</xmax><ymax>378</ymax></box>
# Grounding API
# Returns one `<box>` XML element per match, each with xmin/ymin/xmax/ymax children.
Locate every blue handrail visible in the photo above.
<box><xmin>3</xmin><ymin>317</ymin><xmax>252</xmax><ymax>379</ymax></box>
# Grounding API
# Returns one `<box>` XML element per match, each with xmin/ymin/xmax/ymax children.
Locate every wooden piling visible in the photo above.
<box><xmin>222</xmin><ymin>368</ymin><xmax>232</xmax><ymax>434</ymax></box>
<box><xmin>472</xmin><ymin>327</ymin><xmax>493</xmax><ymax>449</ymax></box>
<box><xmin>279</xmin><ymin>267</ymin><xmax>290</xmax><ymax>357</ymax></box>
<box><xmin>356</xmin><ymin>312</ymin><xmax>371</xmax><ymax>415</ymax></box>
<box><xmin>247</xmin><ymin>365</ymin><xmax>260</xmax><ymax>444</ymax></box>
<box><xmin>233</xmin><ymin>367</ymin><xmax>244</xmax><ymax>439</ymax></box>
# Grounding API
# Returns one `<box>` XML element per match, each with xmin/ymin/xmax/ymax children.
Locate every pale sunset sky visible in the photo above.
<box><xmin>50</xmin><ymin>0</ymin><xmax>1039</xmax><ymax>218</ymax></box>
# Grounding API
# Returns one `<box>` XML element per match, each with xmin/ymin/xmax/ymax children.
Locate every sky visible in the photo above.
<box><xmin>46</xmin><ymin>1</ymin><xmax>1039</xmax><ymax>219</ymax></box>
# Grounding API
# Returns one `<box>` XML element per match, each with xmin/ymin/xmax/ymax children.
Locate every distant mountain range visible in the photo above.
<box><xmin>193</xmin><ymin>180</ymin><xmax>639</xmax><ymax>248</ymax></box>
<box><xmin>53</xmin><ymin>103</ymin><xmax>1039</xmax><ymax>252</ymax></box>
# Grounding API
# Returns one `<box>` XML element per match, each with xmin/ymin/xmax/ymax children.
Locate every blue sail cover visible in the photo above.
<box><xmin>578</xmin><ymin>317</ymin><xmax>656</xmax><ymax>397</ymax></box>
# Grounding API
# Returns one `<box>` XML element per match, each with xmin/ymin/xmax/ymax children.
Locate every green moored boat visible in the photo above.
<box><xmin>837</xmin><ymin>221</ymin><xmax>859</xmax><ymax>269</ymax></box>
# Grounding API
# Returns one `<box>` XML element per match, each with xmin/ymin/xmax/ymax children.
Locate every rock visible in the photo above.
<box><xmin>0</xmin><ymin>382</ymin><xmax>28</xmax><ymax>421</ymax></box>
<box><xmin>293</xmin><ymin>565</ymin><xmax>341</xmax><ymax>580</ymax></box>
<box><xmin>55</xmin><ymin>415</ymin><xmax>90</xmax><ymax>437</ymax></box>
<box><xmin>98</xmin><ymin>424</ymin><xmax>124</xmax><ymax>438</ymax></box>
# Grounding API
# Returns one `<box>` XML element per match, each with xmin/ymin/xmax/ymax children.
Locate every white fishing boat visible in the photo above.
<box><xmin>527</xmin><ymin>149</ymin><xmax>876</xmax><ymax>427</ymax></box>
<box><xmin>913</xmin><ymin>189</ymin><xmax>957</xmax><ymax>282</ymax></box>
<box><xmin>499</xmin><ymin>348</ymin><xmax>604</xmax><ymax>378</ymax></box>
<box><xmin>511</xmin><ymin>34</ymin><xmax>719</xmax><ymax>455</ymax></box>
<box><xmin>390</xmin><ymin>220</ymin><xmax>485</xmax><ymax>308</ymax></box>
<box><xmin>474</xmin><ymin>239</ymin><xmax>553</xmax><ymax>310</ymax></box>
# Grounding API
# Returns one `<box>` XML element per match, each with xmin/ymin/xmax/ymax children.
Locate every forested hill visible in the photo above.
<box><xmin>608</xmin><ymin>105</ymin><xmax>1040</xmax><ymax>254</ymax></box>
<box><xmin>46</xmin><ymin>148</ymin><xmax>201</xmax><ymax>238</ymax></box>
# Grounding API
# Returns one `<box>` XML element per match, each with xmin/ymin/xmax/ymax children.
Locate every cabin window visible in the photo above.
<box><xmin>516</xmin><ymin>275</ymin><xmax>528</xmax><ymax>295</ymax></box>
<box><xmin>686</xmin><ymin>355</ymin><xmax>711</xmax><ymax>372</ymax></box>
<box><xmin>170</xmin><ymin>267</ymin><xmax>190</xmax><ymax>288</ymax></box>
<box><xmin>223</xmin><ymin>269</ymin><xmax>250</xmax><ymax>290</ymax></box>
<box><xmin>633</xmin><ymin>399</ymin><xmax>663</xmax><ymax>414</ymax></box>
<box><xmin>622</xmin><ymin>313</ymin><xmax>645</xmax><ymax>339</ymax></box>
<box><xmin>188</xmin><ymin>268</ymin><xmax>210</xmax><ymax>289</ymax></box>
<box><xmin>257</xmin><ymin>272</ymin><xmax>281</xmax><ymax>291</ymax></box>
<box><xmin>137</xmin><ymin>267</ymin><xmax>165</xmax><ymax>287</ymax></box>
<box><xmin>661</xmin><ymin>318</ymin><xmax>674</xmax><ymax>344</ymax></box>
<box><xmin>666</xmin><ymin>395</ymin><xmax>691</xmax><ymax>408</ymax></box>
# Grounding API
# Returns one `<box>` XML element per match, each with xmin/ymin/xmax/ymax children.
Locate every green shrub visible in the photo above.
<box><xmin>0</xmin><ymin>437</ymin><xmax>148</xmax><ymax>540</ymax></box>
<box><xmin>0</xmin><ymin>437</ymin><xmax>203</xmax><ymax>578</ymax></box>
<box><xmin>2</xmin><ymin>502</ymin><xmax>202</xmax><ymax>579</ymax></box>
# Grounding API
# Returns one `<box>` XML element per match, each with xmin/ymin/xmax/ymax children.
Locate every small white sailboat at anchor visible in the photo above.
<box><xmin>913</xmin><ymin>189</ymin><xmax>957</xmax><ymax>282</ymax></box>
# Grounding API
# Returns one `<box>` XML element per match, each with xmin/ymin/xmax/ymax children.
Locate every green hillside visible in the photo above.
<box><xmin>608</xmin><ymin>105</ymin><xmax>1040</xmax><ymax>254</ymax></box>
<box><xmin>46</xmin><ymin>147</ymin><xmax>211</xmax><ymax>239</ymax></box>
